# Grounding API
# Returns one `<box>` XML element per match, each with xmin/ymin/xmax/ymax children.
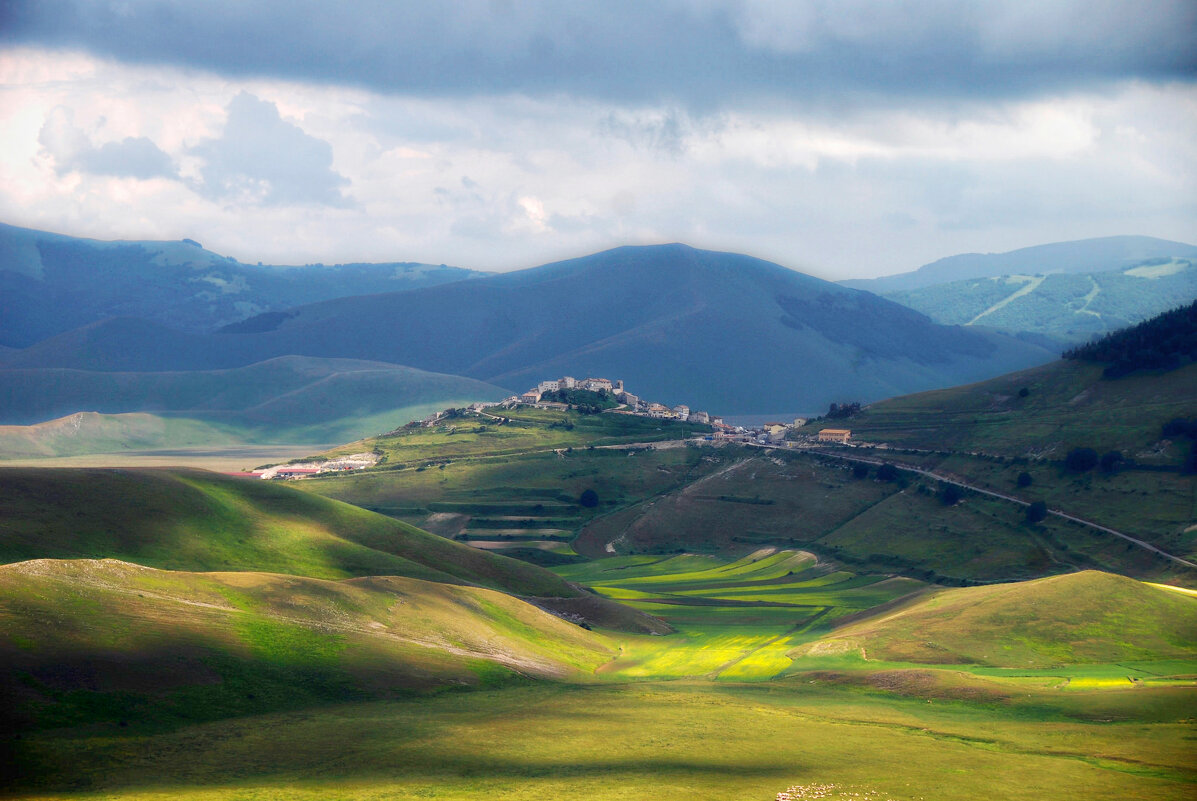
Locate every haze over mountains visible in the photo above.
<box><xmin>840</xmin><ymin>235</ymin><xmax>1197</xmax><ymax>294</ymax></box>
<box><xmin>2</xmin><ymin>224</ymin><xmax>1193</xmax><ymax>445</ymax></box>
<box><xmin>2</xmin><ymin>240</ymin><xmax>1056</xmax><ymax>415</ymax></box>
<box><xmin>0</xmin><ymin>222</ymin><xmax>485</xmax><ymax>348</ymax></box>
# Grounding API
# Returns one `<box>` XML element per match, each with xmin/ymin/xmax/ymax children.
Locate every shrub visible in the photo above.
<box><xmin>1065</xmin><ymin>447</ymin><xmax>1099</xmax><ymax>472</ymax></box>
<box><xmin>940</xmin><ymin>484</ymin><xmax>962</xmax><ymax>506</ymax></box>
<box><xmin>1099</xmin><ymin>450</ymin><xmax>1124</xmax><ymax>473</ymax></box>
<box><xmin>877</xmin><ymin>463</ymin><xmax>899</xmax><ymax>482</ymax></box>
<box><xmin>852</xmin><ymin>463</ymin><xmax>870</xmax><ymax>479</ymax></box>
<box><xmin>1026</xmin><ymin>500</ymin><xmax>1048</xmax><ymax>523</ymax></box>
<box><xmin>579</xmin><ymin>489</ymin><xmax>599</xmax><ymax>508</ymax></box>
<box><xmin>1016</xmin><ymin>471</ymin><xmax>1033</xmax><ymax>488</ymax></box>
<box><xmin>1018</xmin><ymin>387</ymin><xmax>1029</xmax><ymax>398</ymax></box>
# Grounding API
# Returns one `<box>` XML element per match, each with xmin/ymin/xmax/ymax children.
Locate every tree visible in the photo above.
<box><xmin>1065</xmin><ymin>447</ymin><xmax>1099</xmax><ymax>472</ymax></box>
<box><xmin>1018</xmin><ymin>387</ymin><xmax>1030</xmax><ymax>398</ymax></box>
<box><xmin>1016</xmin><ymin>471</ymin><xmax>1033</xmax><ymax>488</ymax></box>
<box><xmin>1099</xmin><ymin>450</ymin><xmax>1124</xmax><ymax>473</ymax></box>
<box><xmin>852</xmin><ymin>463</ymin><xmax>870</xmax><ymax>479</ymax></box>
<box><xmin>940</xmin><ymin>484</ymin><xmax>962</xmax><ymax>506</ymax></box>
<box><xmin>579</xmin><ymin>489</ymin><xmax>599</xmax><ymax>508</ymax></box>
<box><xmin>1026</xmin><ymin>500</ymin><xmax>1048</xmax><ymax>523</ymax></box>
<box><xmin>877</xmin><ymin>463</ymin><xmax>899</xmax><ymax>482</ymax></box>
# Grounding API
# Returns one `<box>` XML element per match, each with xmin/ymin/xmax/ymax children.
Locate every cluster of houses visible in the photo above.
<box><xmin>253</xmin><ymin>452</ymin><xmax>379</xmax><ymax>480</ymax></box>
<box><xmin>505</xmin><ymin>375</ymin><xmax>852</xmax><ymax>447</ymax></box>
<box><xmin>505</xmin><ymin>375</ymin><xmax>730</xmax><ymax>426</ymax></box>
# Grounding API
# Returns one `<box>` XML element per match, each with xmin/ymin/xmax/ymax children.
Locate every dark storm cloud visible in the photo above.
<box><xmin>3</xmin><ymin>1</ymin><xmax>1194</xmax><ymax>107</ymax></box>
<box><xmin>189</xmin><ymin>92</ymin><xmax>349</xmax><ymax>206</ymax></box>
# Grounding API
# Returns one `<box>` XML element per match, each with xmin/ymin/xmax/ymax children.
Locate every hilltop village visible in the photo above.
<box><xmin>500</xmin><ymin>375</ymin><xmax>854</xmax><ymax>446</ymax></box>
<box><xmin>253</xmin><ymin>375</ymin><xmax>853</xmax><ymax>479</ymax></box>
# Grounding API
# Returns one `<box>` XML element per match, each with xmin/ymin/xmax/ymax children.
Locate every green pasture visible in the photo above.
<box><xmin>319</xmin><ymin>405</ymin><xmax>711</xmax><ymax>466</ymax></box>
<box><xmin>550</xmin><ymin>548</ymin><xmax>930</xmax><ymax>681</ymax></box>
<box><xmin>10</xmin><ymin>680</ymin><xmax>1195</xmax><ymax>800</ymax></box>
<box><xmin>820</xmin><ymin>360</ymin><xmax>1197</xmax><ymax>460</ymax></box>
<box><xmin>302</xmin><ymin>440</ymin><xmax>735</xmax><ymax>539</ymax></box>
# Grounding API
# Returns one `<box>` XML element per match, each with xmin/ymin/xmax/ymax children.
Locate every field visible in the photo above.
<box><xmin>6</xmin><ymin>554</ymin><xmax>1195</xmax><ymax>800</ymax></box>
<box><xmin>318</xmin><ymin>405</ymin><xmax>712</xmax><ymax>465</ymax></box>
<box><xmin>817</xmin><ymin>360</ymin><xmax>1196</xmax><ymax>461</ymax></box>
<box><xmin>304</xmin><ymin>435</ymin><xmax>733</xmax><ymax>551</ymax></box>
<box><xmin>3</xmin><ymin>376</ymin><xmax>1196</xmax><ymax>799</ymax></box>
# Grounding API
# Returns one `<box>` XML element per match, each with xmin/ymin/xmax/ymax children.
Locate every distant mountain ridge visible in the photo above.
<box><xmin>842</xmin><ymin>235</ymin><xmax>1197</xmax><ymax>294</ymax></box>
<box><xmin>882</xmin><ymin>257</ymin><xmax>1197</xmax><ymax>347</ymax></box>
<box><xmin>3</xmin><ymin>243</ymin><xmax>1056</xmax><ymax>414</ymax></box>
<box><xmin>0</xmin><ymin>222</ymin><xmax>487</xmax><ymax>348</ymax></box>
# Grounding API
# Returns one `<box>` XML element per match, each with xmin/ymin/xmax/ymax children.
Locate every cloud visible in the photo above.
<box><xmin>38</xmin><ymin>105</ymin><xmax>175</xmax><ymax>179</ymax></box>
<box><xmin>189</xmin><ymin>91</ymin><xmax>349</xmax><ymax>206</ymax></box>
<box><xmin>1</xmin><ymin>49</ymin><xmax>1193</xmax><ymax>278</ymax></box>
<box><xmin>3</xmin><ymin>1</ymin><xmax>1193</xmax><ymax>109</ymax></box>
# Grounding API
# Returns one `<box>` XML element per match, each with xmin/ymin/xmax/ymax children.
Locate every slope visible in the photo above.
<box><xmin>7</xmin><ymin>244</ymin><xmax>1055</xmax><ymax>414</ymax></box>
<box><xmin>882</xmin><ymin>258</ymin><xmax>1197</xmax><ymax>346</ymax></box>
<box><xmin>806</xmin><ymin>570</ymin><xmax>1197</xmax><ymax>668</ymax></box>
<box><xmin>0</xmin><ymin>221</ymin><xmax>485</xmax><ymax>347</ymax></box>
<box><xmin>0</xmin><ymin>355</ymin><xmax>508</xmax><ymax>450</ymax></box>
<box><xmin>831</xmin><ymin>359</ymin><xmax>1197</xmax><ymax>458</ymax></box>
<box><xmin>0</xmin><ymin>466</ymin><xmax>580</xmax><ymax>598</ymax></box>
<box><xmin>842</xmin><ymin>235</ymin><xmax>1197</xmax><ymax>294</ymax></box>
<box><xmin>0</xmin><ymin>558</ymin><xmax>614</xmax><ymax>735</ymax></box>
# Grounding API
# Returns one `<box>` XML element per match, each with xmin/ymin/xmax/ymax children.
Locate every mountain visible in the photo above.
<box><xmin>0</xmin><ymin>355</ymin><xmax>508</xmax><ymax>449</ymax></box>
<box><xmin>0</xmin><ymin>222</ymin><xmax>486</xmax><ymax>348</ymax></box>
<box><xmin>841</xmin><ymin>235</ymin><xmax>1197</xmax><ymax>294</ymax></box>
<box><xmin>5</xmin><ymin>244</ymin><xmax>1056</xmax><ymax>414</ymax></box>
<box><xmin>879</xmin><ymin>258</ymin><xmax>1196</xmax><ymax>347</ymax></box>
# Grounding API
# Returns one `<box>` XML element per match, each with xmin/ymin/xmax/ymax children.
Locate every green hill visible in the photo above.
<box><xmin>0</xmin><ymin>411</ymin><xmax>244</xmax><ymax>458</ymax></box>
<box><xmin>6</xmin><ymin>244</ymin><xmax>1055</xmax><ymax>414</ymax></box>
<box><xmin>0</xmin><ymin>467</ymin><xmax>580</xmax><ymax>598</ymax></box>
<box><xmin>0</xmin><ymin>355</ymin><xmax>508</xmax><ymax>452</ymax></box>
<box><xmin>808</xmin><ymin>571</ymin><xmax>1197</xmax><ymax>668</ymax></box>
<box><xmin>0</xmin><ymin>558</ymin><xmax>613</xmax><ymax>734</ymax></box>
<box><xmin>832</xmin><ymin>358</ymin><xmax>1197</xmax><ymax>458</ymax></box>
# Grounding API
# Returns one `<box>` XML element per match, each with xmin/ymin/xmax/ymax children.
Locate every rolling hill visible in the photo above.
<box><xmin>4</xmin><ymin>244</ymin><xmax>1056</xmax><ymax>414</ymax></box>
<box><xmin>808</xmin><ymin>570</ymin><xmax>1197</xmax><ymax>668</ymax></box>
<box><xmin>0</xmin><ymin>558</ymin><xmax>614</xmax><ymax>736</ymax></box>
<box><xmin>881</xmin><ymin>258</ymin><xmax>1196</xmax><ymax>347</ymax></box>
<box><xmin>0</xmin><ymin>466</ymin><xmax>580</xmax><ymax>594</ymax></box>
<box><xmin>841</xmin><ymin>235</ymin><xmax>1197</xmax><ymax>294</ymax></box>
<box><xmin>0</xmin><ymin>355</ymin><xmax>508</xmax><ymax>452</ymax></box>
<box><xmin>0</xmin><ymin>221</ymin><xmax>485</xmax><ymax>348</ymax></box>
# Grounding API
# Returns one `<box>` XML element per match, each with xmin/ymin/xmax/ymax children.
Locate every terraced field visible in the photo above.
<box><xmin>555</xmin><ymin>548</ymin><xmax>927</xmax><ymax>680</ymax></box>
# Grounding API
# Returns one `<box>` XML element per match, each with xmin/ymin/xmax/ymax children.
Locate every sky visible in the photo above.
<box><xmin>1</xmin><ymin>1</ymin><xmax>1194</xmax><ymax>279</ymax></box>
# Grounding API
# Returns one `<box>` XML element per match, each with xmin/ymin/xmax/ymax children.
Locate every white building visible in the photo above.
<box><xmin>560</xmin><ymin>376</ymin><xmax>577</xmax><ymax>389</ymax></box>
<box><xmin>672</xmin><ymin>405</ymin><xmax>690</xmax><ymax>420</ymax></box>
<box><xmin>538</xmin><ymin>379</ymin><xmax>560</xmax><ymax>393</ymax></box>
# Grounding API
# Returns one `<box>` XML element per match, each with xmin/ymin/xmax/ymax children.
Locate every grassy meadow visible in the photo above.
<box><xmin>5</xmin><ymin>550</ymin><xmax>1194</xmax><ymax>800</ymax></box>
<box><xmin>3</xmin><ymin>385</ymin><xmax>1195</xmax><ymax>799</ymax></box>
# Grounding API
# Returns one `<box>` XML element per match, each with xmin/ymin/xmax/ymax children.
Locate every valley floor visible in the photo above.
<box><xmin>0</xmin><ymin>444</ymin><xmax>324</xmax><ymax>472</ymax></box>
<box><xmin>11</xmin><ymin>680</ymin><xmax>1194</xmax><ymax>801</ymax></box>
